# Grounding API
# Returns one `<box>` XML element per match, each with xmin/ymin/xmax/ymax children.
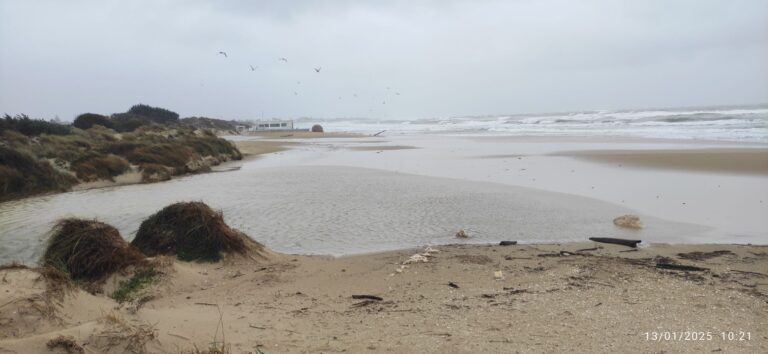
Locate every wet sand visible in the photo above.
<box><xmin>553</xmin><ymin>148</ymin><xmax>768</xmax><ymax>175</ymax></box>
<box><xmin>1</xmin><ymin>243</ymin><xmax>766</xmax><ymax>353</ymax></box>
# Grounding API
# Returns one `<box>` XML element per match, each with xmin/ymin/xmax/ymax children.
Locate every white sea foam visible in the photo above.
<box><xmin>295</xmin><ymin>106</ymin><xmax>768</xmax><ymax>143</ymax></box>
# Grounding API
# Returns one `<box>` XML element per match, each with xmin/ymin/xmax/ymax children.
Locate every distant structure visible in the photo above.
<box><xmin>249</xmin><ymin>119</ymin><xmax>294</xmax><ymax>131</ymax></box>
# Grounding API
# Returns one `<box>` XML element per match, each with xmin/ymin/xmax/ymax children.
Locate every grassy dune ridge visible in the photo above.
<box><xmin>0</xmin><ymin>106</ymin><xmax>244</xmax><ymax>202</ymax></box>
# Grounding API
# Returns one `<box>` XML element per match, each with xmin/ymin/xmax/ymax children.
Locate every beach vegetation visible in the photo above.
<box><xmin>0</xmin><ymin>114</ymin><xmax>71</xmax><ymax>136</ymax></box>
<box><xmin>41</xmin><ymin>218</ymin><xmax>146</xmax><ymax>281</ymax></box>
<box><xmin>0</xmin><ymin>146</ymin><xmax>77</xmax><ymax>201</ymax></box>
<box><xmin>73</xmin><ymin>113</ymin><xmax>114</xmax><ymax>130</ymax></box>
<box><xmin>132</xmin><ymin>202</ymin><xmax>262</xmax><ymax>262</ymax></box>
<box><xmin>127</xmin><ymin>103</ymin><xmax>180</xmax><ymax>124</ymax></box>
<box><xmin>111</xmin><ymin>268</ymin><xmax>159</xmax><ymax>303</ymax></box>
<box><xmin>71</xmin><ymin>153</ymin><xmax>131</xmax><ymax>181</ymax></box>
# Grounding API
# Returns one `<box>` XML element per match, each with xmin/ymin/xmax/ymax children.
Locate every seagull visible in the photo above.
<box><xmin>294</xmin><ymin>91</ymin><xmax>298</xmax><ymax>95</ymax></box>
<box><xmin>314</xmin><ymin>67</ymin><xmax>322</xmax><ymax>73</ymax></box>
<box><xmin>395</xmin><ymin>92</ymin><xmax>400</xmax><ymax>95</ymax></box>
<box><xmin>353</xmin><ymin>93</ymin><xmax>358</xmax><ymax>98</ymax></box>
<box><xmin>218</xmin><ymin>51</ymin><xmax>228</xmax><ymax>58</ymax></box>
<box><xmin>382</xmin><ymin>100</ymin><xmax>386</xmax><ymax>105</ymax></box>
<box><xmin>249</xmin><ymin>65</ymin><xmax>257</xmax><ymax>71</ymax></box>
<box><xmin>279</xmin><ymin>57</ymin><xmax>288</xmax><ymax>63</ymax></box>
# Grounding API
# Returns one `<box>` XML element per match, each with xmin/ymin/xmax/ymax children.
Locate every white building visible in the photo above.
<box><xmin>249</xmin><ymin>120</ymin><xmax>294</xmax><ymax>131</ymax></box>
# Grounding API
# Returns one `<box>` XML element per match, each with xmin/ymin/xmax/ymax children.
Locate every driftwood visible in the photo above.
<box><xmin>351</xmin><ymin>294</ymin><xmax>383</xmax><ymax>301</ymax></box>
<box><xmin>373</xmin><ymin>130</ymin><xmax>386</xmax><ymax>137</ymax></box>
<box><xmin>448</xmin><ymin>282</ymin><xmax>460</xmax><ymax>289</ymax></box>
<box><xmin>499</xmin><ymin>241</ymin><xmax>518</xmax><ymax>246</ymax></box>
<box><xmin>589</xmin><ymin>237</ymin><xmax>641</xmax><ymax>248</ymax></box>
<box><xmin>656</xmin><ymin>263</ymin><xmax>708</xmax><ymax>272</ymax></box>
<box><xmin>677</xmin><ymin>250</ymin><xmax>733</xmax><ymax>261</ymax></box>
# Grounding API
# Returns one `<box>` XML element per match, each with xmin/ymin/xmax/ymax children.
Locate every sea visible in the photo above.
<box><xmin>294</xmin><ymin>105</ymin><xmax>768</xmax><ymax>143</ymax></box>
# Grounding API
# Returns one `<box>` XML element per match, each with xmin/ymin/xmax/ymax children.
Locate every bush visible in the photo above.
<box><xmin>0</xmin><ymin>114</ymin><xmax>71</xmax><ymax>136</ymax></box>
<box><xmin>41</xmin><ymin>219</ymin><xmax>146</xmax><ymax>281</ymax></box>
<box><xmin>131</xmin><ymin>202</ymin><xmax>262</xmax><ymax>262</ymax></box>
<box><xmin>311</xmin><ymin>124</ymin><xmax>324</xmax><ymax>133</ymax></box>
<box><xmin>139</xmin><ymin>163</ymin><xmax>171</xmax><ymax>183</ymax></box>
<box><xmin>111</xmin><ymin>113</ymin><xmax>152</xmax><ymax>132</ymax></box>
<box><xmin>71</xmin><ymin>154</ymin><xmax>131</xmax><ymax>182</ymax></box>
<box><xmin>184</xmin><ymin>136</ymin><xmax>242</xmax><ymax>160</ymax></box>
<box><xmin>126</xmin><ymin>143</ymin><xmax>197</xmax><ymax>172</ymax></box>
<box><xmin>127</xmin><ymin>104</ymin><xmax>179</xmax><ymax>124</ymax></box>
<box><xmin>73</xmin><ymin>113</ymin><xmax>113</xmax><ymax>130</ymax></box>
<box><xmin>0</xmin><ymin>146</ymin><xmax>76</xmax><ymax>201</ymax></box>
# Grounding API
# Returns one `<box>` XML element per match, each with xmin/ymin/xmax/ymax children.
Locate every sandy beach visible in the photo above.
<box><xmin>1</xmin><ymin>243</ymin><xmax>766</xmax><ymax>353</ymax></box>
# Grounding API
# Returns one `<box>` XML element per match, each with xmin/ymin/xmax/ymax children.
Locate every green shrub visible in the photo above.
<box><xmin>111</xmin><ymin>113</ymin><xmax>151</xmax><ymax>132</ymax></box>
<box><xmin>0</xmin><ymin>114</ymin><xmax>71</xmax><ymax>136</ymax></box>
<box><xmin>73</xmin><ymin>113</ymin><xmax>113</xmax><ymax>130</ymax></box>
<box><xmin>127</xmin><ymin>104</ymin><xmax>179</xmax><ymax>124</ymax></box>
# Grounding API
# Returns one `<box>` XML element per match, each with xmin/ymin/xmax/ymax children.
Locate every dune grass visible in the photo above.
<box><xmin>132</xmin><ymin>202</ymin><xmax>261</xmax><ymax>262</ymax></box>
<box><xmin>42</xmin><ymin>218</ymin><xmax>146</xmax><ymax>281</ymax></box>
<box><xmin>111</xmin><ymin>268</ymin><xmax>159</xmax><ymax>303</ymax></box>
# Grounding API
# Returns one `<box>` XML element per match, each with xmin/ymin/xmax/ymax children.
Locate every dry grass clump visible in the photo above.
<box><xmin>71</xmin><ymin>154</ymin><xmax>130</xmax><ymax>181</ymax></box>
<box><xmin>0</xmin><ymin>146</ymin><xmax>77</xmax><ymax>201</ymax></box>
<box><xmin>311</xmin><ymin>124</ymin><xmax>324</xmax><ymax>132</ymax></box>
<box><xmin>132</xmin><ymin>202</ymin><xmax>262</xmax><ymax>262</ymax></box>
<box><xmin>42</xmin><ymin>219</ymin><xmax>146</xmax><ymax>281</ymax></box>
<box><xmin>126</xmin><ymin>143</ymin><xmax>198</xmax><ymax>172</ymax></box>
<box><xmin>46</xmin><ymin>335</ymin><xmax>85</xmax><ymax>354</ymax></box>
<box><xmin>613</xmin><ymin>214</ymin><xmax>643</xmax><ymax>229</ymax></box>
<box><xmin>91</xmin><ymin>311</ymin><xmax>158</xmax><ymax>353</ymax></box>
<box><xmin>139</xmin><ymin>163</ymin><xmax>171</xmax><ymax>183</ymax></box>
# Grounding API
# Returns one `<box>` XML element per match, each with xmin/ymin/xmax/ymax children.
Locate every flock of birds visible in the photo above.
<box><xmin>216</xmin><ymin>51</ymin><xmax>399</xmax><ymax>106</ymax></box>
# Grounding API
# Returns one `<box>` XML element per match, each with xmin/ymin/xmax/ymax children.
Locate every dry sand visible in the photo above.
<box><xmin>1</xmin><ymin>243</ymin><xmax>766</xmax><ymax>353</ymax></box>
<box><xmin>244</xmin><ymin>131</ymin><xmax>365</xmax><ymax>139</ymax></box>
<box><xmin>553</xmin><ymin>148</ymin><xmax>768</xmax><ymax>175</ymax></box>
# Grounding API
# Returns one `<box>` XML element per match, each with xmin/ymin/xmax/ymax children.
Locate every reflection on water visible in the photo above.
<box><xmin>0</xmin><ymin>166</ymin><xmax>702</xmax><ymax>264</ymax></box>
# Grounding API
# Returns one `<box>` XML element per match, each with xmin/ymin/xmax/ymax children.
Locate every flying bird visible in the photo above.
<box><xmin>218</xmin><ymin>51</ymin><xmax>228</xmax><ymax>58</ymax></box>
<box><xmin>294</xmin><ymin>91</ymin><xmax>298</xmax><ymax>95</ymax></box>
<box><xmin>314</xmin><ymin>67</ymin><xmax>322</xmax><ymax>73</ymax></box>
<box><xmin>249</xmin><ymin>65</ymin><xmax>257</xmax><ymax>71</ymax></box>
<box><xmin>382</xmin><ymin>100</ymin><xmax>386</xmax><ymax>105</ymax></box>
<box><xmin>395</xmin><ymin>92</ymin><xmax>400</xmax><ymax>95</ymax></box>
<box><xmin>279</xmin><ymin>57</ymin><xmax>288</xmax><ymax>63</ymax></box>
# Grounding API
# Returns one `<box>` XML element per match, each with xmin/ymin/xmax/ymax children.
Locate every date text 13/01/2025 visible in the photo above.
<box><xmin>644</xmin><ymin>331</ymin><xmax>751</xmax><ymax>341</ymax></box>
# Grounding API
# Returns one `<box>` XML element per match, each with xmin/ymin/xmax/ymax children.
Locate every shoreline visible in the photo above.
<box><xmin>1</xmin><ymin>242</ymin><xmax>766</xmax><ymax>353</ymax></box>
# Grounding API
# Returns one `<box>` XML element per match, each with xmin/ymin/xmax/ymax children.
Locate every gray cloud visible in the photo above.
<box><xmin>1</xmin><ymin>0</ymin><xmax>766</xmax><ymax>120</ymax></box>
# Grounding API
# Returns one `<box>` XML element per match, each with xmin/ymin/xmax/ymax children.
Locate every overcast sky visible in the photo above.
<box><xmin>1</xmin><ymin>0</ymin><xmax>766</xmax><ymax>120</ymax></box>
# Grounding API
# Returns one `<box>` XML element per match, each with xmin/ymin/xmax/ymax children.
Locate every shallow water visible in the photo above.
<box><xmin>0</xmin><ymin>165</ymin><xmax>705</xmax><ymax>264</ymax></box>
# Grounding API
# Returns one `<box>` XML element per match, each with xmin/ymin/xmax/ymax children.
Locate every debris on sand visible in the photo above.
<box><xmin>613</xmin><ymin>214</ymin><xmax>643</xmax><ymax>229</ymax></box>
<box><xmin>589</xmin><ymin>237</ymin><xmax>641</xmax><ymax>248</ymax></box>
<box><xmin>499</xmin><ymin>241</ymin><xmax>517</xmax><ymax>246</ymax></box>
<box><xmin>677</xmin><ymin>250</ymin><xmax>734</xmax><ymax>261</ymax></box>
<box><xmin>42</xmin><ymin>219</ymin><xmax>145</xmax><ymax>281</ymax></box>
<box><xmin>455</xmin><ymin>229</ymin><xmax>469</xmax><ymax>238</ymax></box>
<box><xmin>131</xmin><ymin>201</ymin><xmax>264</xmax><ymax>262</ymax></box>
<box><xmin>494</xmin><ymin>270</ymin><xmax>504</xmax><ymax>280</ymax></box>
<box><xmin>656</xmin><ymin>263</ymin><xmax>709</xmax><ymax>272</ymax></box>
<box><xmin>393</xmin><ymin>247</ymin><xmax>440</xmax><ymax>275</ymax></box>
<box><xmin>46</xmin><ymin>335</ymin><xmax>84</xmax><ymax>354</ymax></box>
